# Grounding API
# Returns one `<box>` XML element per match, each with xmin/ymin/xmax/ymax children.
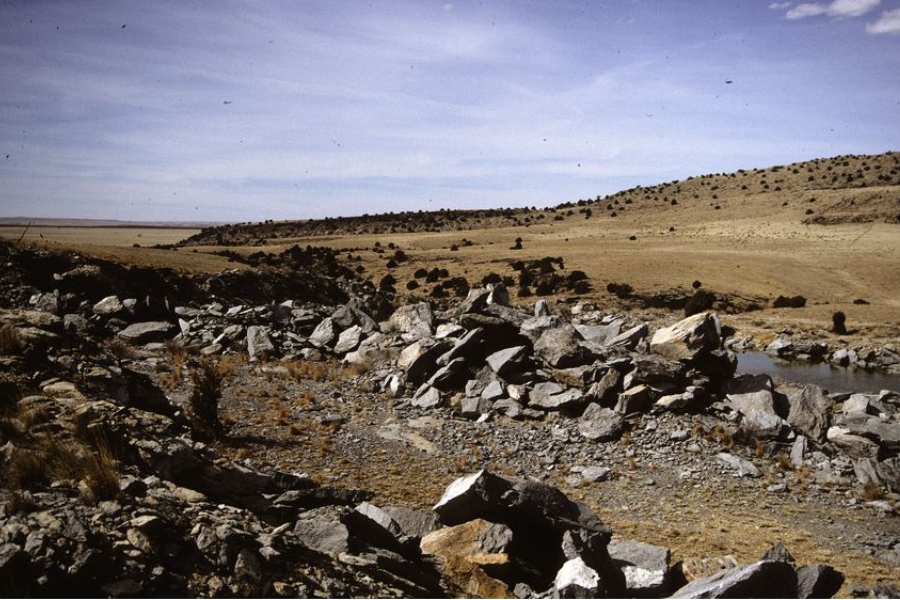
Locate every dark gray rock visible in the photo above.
<box><xmin>486</xmin><ymin>346</ymin><xmax>532</xmax><ymax>382</ymax></box>
<box><xmin>786</xmin><ymin>384</ymin><xmax>831</xmax><ymax>442</ymax></box>
<box><xmin>608</xmin><ymin>539</ymin><xmax>672</xmax><ymax>596</ymax></box>
<box><xmin>671</xmin><ymin>560</ymin><xmax>797</xmax><ymax>598</ymax></box>
<box><xmin>615</xmin><ymin>384</ymin><xmax>654</xmax><ymax>415</ymax></box>
<box><xmin>246</xmin><ymin>325</ymin><xmax>275</xmax><ymax>359</ymax></box>
<box><xmin>578</xmin><ymin>404</ymin><xmax>625</xmax><ymax>441</ymax></box>
<box><xmin>534</xmin><ymin>326</ymin><xmax>593</xmax><ymax>369</ymax></box>
<box><xmin>796</xmin><ymin>564</ymin><xmax>844</xmax><ymax>599</ymax></box>
<box><xmin>117</xmin><ymin>321</ymin><xmax>174</xmax><ymax>345</ymax></box>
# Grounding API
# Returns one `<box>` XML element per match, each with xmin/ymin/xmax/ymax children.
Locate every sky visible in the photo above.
<box><xmin>1</xmin><ymin>0</ymin><xmax>899</xmax><ymax>223</ymax></box>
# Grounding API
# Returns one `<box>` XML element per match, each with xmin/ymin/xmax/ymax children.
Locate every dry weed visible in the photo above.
<box><xmin>189</xmin><ymin>358</ymin><xmax>223</xmax><ymax>437</ymax></box>
<box><xmin>862</xmin><ymin>480</ymin><xmax>884</xmax><ymax>502</ymax></box>
<box><xmin>0</xmin><ymin>323</ymin><xmax>23</xmax><ymax>356</ymax></box>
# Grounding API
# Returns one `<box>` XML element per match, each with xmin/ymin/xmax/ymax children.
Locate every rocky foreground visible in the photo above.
<box><xmin>2</xmin><ymin>239</ymin><xmax>900</xmax><ymax>597</ymax></box>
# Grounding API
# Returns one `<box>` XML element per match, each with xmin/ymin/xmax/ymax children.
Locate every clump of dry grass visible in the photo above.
<box><xmin>189</xmin><ymin>358</ymin><xmax>224</xmax><ymax>438</ymax></box>
<box><xmin>0</xmin><ymin>324</ymin><xmax>23</xmax><ymax>356</ymax></box>
<box><xmin>285</xmin><ymin>358</ymin><xmax>365</xmax><ymax>383</ymax></box>
<box><xmin>107</xmin><ymin>338</ymin><xmax>136</xmax><ymax>361</ymax></box>
<box><xmin>862</xmin><ymin>480</ymin><xmax>884</xmax><ymax>502</ymax></box>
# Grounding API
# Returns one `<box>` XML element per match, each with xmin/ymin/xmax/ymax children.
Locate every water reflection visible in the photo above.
<box><xmin>735</xmin><ymin>352</ymin><xmax>900</xmax><ymax>394</ymax></box>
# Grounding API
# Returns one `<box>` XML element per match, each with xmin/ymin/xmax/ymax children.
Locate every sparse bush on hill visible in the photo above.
<box><xmin>832</xmin><ymin>311</ymin><xmax>847</xmax><ymax>335</ymax></box>
<box><xmin>606</xmin><ymin>282</ymin><xmax>633</xmax><ymax>298</ymax></box>
<box><xmin>685</xmin><ymin>289</ymin><xmax>715</xmax><ymax>317</ymax></box>
<box><xmin>773</xmin><ymin>295</ymin><xmax>807</xmax><ymax>308</ymax></box>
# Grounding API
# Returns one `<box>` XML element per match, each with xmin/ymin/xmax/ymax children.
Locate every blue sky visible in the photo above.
<box><xmin>1</xmin><ymin>0</ymin><xmax>898</xmax><ymax>222</ymax></box>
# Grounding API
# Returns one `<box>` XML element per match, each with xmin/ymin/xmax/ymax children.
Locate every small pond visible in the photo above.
<box><xmin>735</xmin><ymin>352</ymin><xmax>900</xmax><ymax>394</ymax></box>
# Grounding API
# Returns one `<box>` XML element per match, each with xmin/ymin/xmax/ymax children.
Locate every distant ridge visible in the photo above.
<box><xmin>0</xmin><ymin>217</ymin><xmax>222</xmax><ymax>229</ymax></box>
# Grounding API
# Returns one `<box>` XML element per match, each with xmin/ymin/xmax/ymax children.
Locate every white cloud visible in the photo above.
<box><xmin>769</xmin><ymin>3</ymin><xmax>792</xmax><ymax>10</ymax></box>
<box><xmin>867</xmin><ymin>8</ymin><xmax>900</xmax><ymax>33</ymax></box>
<box><xmin>786</xmin><ymin>0</ymin><xmax>881</xmax><ymax>20</ymax></box>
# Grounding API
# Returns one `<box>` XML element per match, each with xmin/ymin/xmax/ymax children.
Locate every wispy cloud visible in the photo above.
<box><xmin>867</xmin><ymin>7</ymin><xmax>900</xmax><ymax>33</ymax></box>
<box><xmin>785</xmin><ymin>0</ymin><xmax>881</xmax><ymax>20</ymax></box>
<box><xmin>769</xmin><ymin>2</ymin><xmax>792</xmax><ymax>10</ymax></box>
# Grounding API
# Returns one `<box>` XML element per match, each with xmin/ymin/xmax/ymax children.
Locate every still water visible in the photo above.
<box><xmin>735</xmin><ymin>352</ymin><xmax>900</xmax><ymax>394</ymax></box>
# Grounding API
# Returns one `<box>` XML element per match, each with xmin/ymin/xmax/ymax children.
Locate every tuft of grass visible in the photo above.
<box><xmin>189</xmin><ymin>358</ymin><xmax>223</xmax><ymax>438</ymax></box>
<box><xmin>4</xmin><ymin>446</ymin><xmax>49</xmax><ymax>490</ymax></box>
<box><xmin>862</xmin><ymin>480</ymin><xmax>884</xmax><ymax>502</ymax></box>
<box><xmin>0</xmin><ymin>324</ymin><xmax>23</xmax><ymax>356</ymax></box>
<box><xmin>107</xmin><ymin>338</ymin><xmax>136</xmax><ymax>361</ymax></box>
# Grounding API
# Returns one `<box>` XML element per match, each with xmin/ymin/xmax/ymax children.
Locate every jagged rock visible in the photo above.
<box><xmin>529</xmin><ymin>381</ymin><xmax>584</xmax><ymax>412</ymax></box>
<box><xmin>381</xmin><ymin>506</ymin><xmax>440</xmax><ymax>540</ymax></box>
<box><xmin>486</xmin><ymin>346</ymin><xmax>532</xmax><ymax>382</ymax></box>
<box><xmin>671</xmin><ymin>560</ymin><xmax>798</xmax><ymax>598</ymax></box>
<box><xmin>650</xmin><ymin>312</ymin><xmax>721</xmax><ymax>362</ymax></box>
<box><xmin>433</xmin><ymin>470</ymin><xmax>611</xmax><ymax>541</ymax></box>
<box><xmin>534</xmin><ymin>299</ymin><xmax>551</xmax><ymax>317</ymax></box>
<box><xmin>412</xmin><ymin>385</ymin><xmax>442</xmax><ymax>408</ymax></box>
<box><xmin>308</xmin><ymin>317</ymin><xmax>337</xmax><ymax>348</ymax></box>
<box><xmin>716</xmin><ymin>453</ymin><xmax>762</xmax><ymax>478</ymax></box>
<box><xmin>437</xmin><ymin>327</ymin><xmax>485</xmax><ymax>366</ymax></box>
<box><xmin>403</xmin><ymin>340</ymin><xmax>453</xmax><ymax>386</ymax></box>
<box><xmin>578</xmin><ymin>404</ymin><xmax>625</xmax><ymax>441</ymax></box>
<box><xmin>796</xmin><ymin>564</ymin><xmax>844</xmax><ymax>599</ymax></box>
<box><xmin>554</xmin><ymin>556</ymin><xmax>602</xmax><ymax>598</ymax></box>
<box><xmin>420</xmin><ymin>519</ymin><xmax>514</xmax><ymax>598</ymax></box>
<box><xmin>427</xmin><ymin>357</ymin><xmax>467</xmax><ymax>390</ymax></box>
<box><xmin>615</xmin><ymin>384</ymin><xmax>653</xmax><ymax>415</ymax></box>
<box><xmin>575</xmin><ymin>319</ymin><xmax>626</xmax><ymax>346</ymax></box>
<box><xmin>521</xmin><ymin>315</ymin><xmax>567</xmax><ymax>342</ymax></box>
<box><xmin>725</xmin><ymin>374</ymin><xmax>792</xmax><ymax>440</ymax></box>
<box><xmin>246</xmin><ymin>325</ymin><xmax>275</xmax><ymax>359</ymax></box>
<box><xmin>117</xmin><ymin>321</ymin><xmax>174</xmax><ymax>345</ymax></box>
<box><xmin>388</xmin><ymin>302</ymin><xmax>435</xmax><ymax>339</ymax></box>
<box><xmin>534</xmin><ymin>326</ymin><xmax>593</xmax><ymax>369</ymax></box>
<box><xmin>93</xmin><ymin>295</ymin><xmax>124</xmax><ymax>316</ymax></box>
<box><xmin>785</xmin><ymin>384</ymin><xmax>831</xmax><ymax>442</ymax></box>
<box><xmin>333</xmin><ymin>324</ymin><xmax>364</xmax><ymax>354</ymax></box>
<box><xmin>293</xmin><ymin>507</ymin><xmax>352</xmax><ymax>556</ymax></box>
<box><xmin>826</xmin><ymin>426</ymin><xmax>879</xmax><ymax>459</ymax></box>
<box><xmin>584</xmin><ymin>369</ymin><xmax>622</xmax><ymax>407</ymax></box>
<box><xmin>606</xmin><ymin>323</ymin><xmax>649</xmax><ymax>351</ymax></box>
<box><xmin>608</xmin><ymin>539</ymin><xmax>672</xmax><ymax>596</ymax></box>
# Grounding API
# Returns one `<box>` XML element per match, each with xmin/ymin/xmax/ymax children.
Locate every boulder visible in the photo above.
<box><xmin>388</xmin><ymin>302</ymin><xmax>435</xmax><ymax>339</ymax></box>
<box><xmin>826</xmin><ymin>426</ymin><xmax>879</xmax><ymax>459</ymax></box>
<box><xmin>116</xmin><ymin>321</ymin><xmax>174</xmax><ymax>345</ymax></box>
<box><xmin>671</xmin><ymin>560</ymin><xmax>798</xmax><ymax>599</ymax></box>
<box><xmin>608</xmin><ymin>539</ymin><xmax>672</xmax><ymax>596</ymax></box>
<box><xmin>554</xmin><ymin>556</ymin><xmax>602</xmax><ymax>598</ymax></box>
<box><xmin>246</xmin><ymin>325</ymin><xmax>275</xmax><ymax>359</ymax></box>
<box><xmin>796</xmin><ymin>564</ymin><xmax>844</xmax><ymax>599</ymax></box>
<box><xmin>93</xmin><ymin>295</ymin><xmax>124</xmax><ymax>316</ymax></box>
<box><xmin>650</xmin><ymin>312</ymin><xmax>721</xmax><ymax>362</ymax></box>
<box><xmin>606</xmin><ymin>323</ymin><xmax>649</xmax><ymax>351</ymax></box>
<box><xmin>485</xmin><ymin>346</ymin><xmax>531</xmax><ymax>382</ymax></box>
<box><xmin>333</xmin><ymin>324</ymin><xmax>364</xmax><ymax>354</ymax></box>
<box><xmin>578</xmin><ymin>404</ymin><xmax>625</xmax><ymax>442</ymax></box>
<box><xmin>716</xmin><ymin>453</ymin><xmax>762</xmax><ymax>478</ymax></box>
<box><xmin>534</xmin><ymin>326</ymin><xmax>593</xmax><ymax>369</ymax></box>
<box><xmin>308</xmin><ymin>317</ymin><xmax>337</xmax><ymax>348</ymax></box>
<box><xmin>725</xmin><ymin>374</ymin><xmax>791</xmax><ymax>440</ymax></box>
<box><xmin>785</xmin><ymin>384</ymin><xmax>831</xmax><ymax>442</ymax></box>
<box><xmin>614</xmin><ymin>384</ymin><xmax>653</xmax><ymax>415</ymax></box>
<box><xmin>420</xmin><ymin>519</ymin><xmax>514</xmax><ymax>598</ymax></box>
